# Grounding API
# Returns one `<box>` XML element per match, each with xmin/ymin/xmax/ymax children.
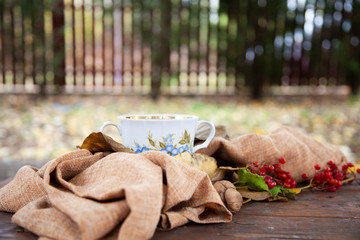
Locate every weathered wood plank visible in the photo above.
<box><xmin>154</xmin><ymin>215</ymin><xmax>360</xmax><ymax>240</ymax></box>
<box><xmin>0</xmin><ymin>212</ymin><xmax>37</xmax><ymax>240</ymax></box>
<box><xmin>1</xmin><ymin>179</ymin><xmax>359</xmax><ymax>240</ymax></box>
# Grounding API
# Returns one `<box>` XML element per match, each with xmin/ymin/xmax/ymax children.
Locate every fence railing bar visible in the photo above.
<box><xmin>206</xmin><ymin>0</ymin><xmax>210</xmax><ymax>87</ymax></box>
<box><xmin>71</xmin><ymin>0</ymin><xmax>76</xmax><ymax>85</ymax></box>
<box><xmin>235</xmin><ymin>0</ymin><xmax>243</xmax><ymax>89</ymax></box>
<box><xmin>82</xmin><ymin>0</ymin><xmax>86</xmax><ymax>85</ymax></box>
<box><xmin>0</xmin><ymin>1</ymin><xmax>5</xmax><ymax>84</ymax></box>
<box><xmin>20</xmin><ymin>1</ymin><xmax>26</xmax><ymax>85</ymax></box>
<box><xmin>31</xmin><ymin>1</ymin><xmax>37</xmax><ymax>85</ymax></box>
<box><xmin>131</xmin><ymin>0</ymin><xmax>135</xmax><ymax>89</ymax></box>
<box><xmin>291</xmin><ymin>2</ymin><xmax>299</xmax><ymax>85</ymax></box>
<box><xmin>177</xmin><ymin>0</ymin><xmax>182</xmax><ymax>89</ymax></box>
<box><xmin>139</xmin><ymin>0</ymin><xmax>144</xmax><ymax>88</ymax></box>
<box><xmin>215</xmin><ymin>2</ymin><xmax>221</xmax><ymax>92</ymax></box>
<box><xmin>274</xmin><ymin>1</ymin><xmax>285</xmax><ymax>85</ymax></box>
<box><xmin>40</xmin><ymin>0</ymin><xmax>46</xmax><ymax>92</ymax></box>
<box><xmin>102</xmin><ymin>0</ymin><xmax>105</xmax><ymax>85</ymax></box>
<box><xmin>225</xmin><ymin>1</ymin><xmax>231</xmax><ymax>88</ymax></box>
<box><xmin>162</xmin><ymin>0</ymin><xmax>171</xmax><ymax>90</ymax></box>
<box><xmin>187</xmin><ymin>2</ymin><xmax>191</xmax><ymax>87</ymax></box>
<box><xmin>111</xmin><ymin>0</ymin><xmax>115</xmax><ymax>86</ymax></box>
<box><xmin>92</xmin><ymin>0</ymin><xmax>95</xmax><ymax>86</ymax></box>
<box><xmin>52</xmin><ymin>0</ymin><xmax>65</xmax><ymax>89</ymax></box>
<box><xmin>266</xmin><ymin>0</ymin><xmax>277</xmax><ymax>85</ymax></box>
<box><xmin>196</xmin><ymin>0</ymin><xmax>201</xmax><ymax>87</ymax></box>
<box><xmin>10</xmin><ymin>2</ymin><xmax>16</xmax><ymax>84</ymax></box>
<box><xmin>121</xmin><ymin>0</ymin><xmax>125</xmax><ymax>87</ymax></box>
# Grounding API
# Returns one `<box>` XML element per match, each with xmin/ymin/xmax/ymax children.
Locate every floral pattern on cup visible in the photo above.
<box><xmin>132</xmin><ymin>130</ymin><xmax>191</xmax><ymax>156</ymax></box>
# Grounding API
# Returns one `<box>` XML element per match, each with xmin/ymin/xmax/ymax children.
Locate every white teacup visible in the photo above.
<box><xmin>99</xmin><ymin>114</ymin><xmax>215</xmax><ymax>155</ymax></box>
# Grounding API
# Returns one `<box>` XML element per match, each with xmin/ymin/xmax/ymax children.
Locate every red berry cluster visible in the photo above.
<box><xmin>250</xmin><ymin>158</ymin><xmax>296</xmax><ymax>189</ymax></box>
<box><xmin>309</xmin><ymin>161</ymin><xmax>356</xmax><ymax>192</ymax></box>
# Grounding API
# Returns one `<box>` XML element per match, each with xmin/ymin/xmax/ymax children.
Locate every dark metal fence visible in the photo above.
<box><xmin>0</xmin><ymin>0</ymin><xmax>359</xmax><ymax>98</ymax></box>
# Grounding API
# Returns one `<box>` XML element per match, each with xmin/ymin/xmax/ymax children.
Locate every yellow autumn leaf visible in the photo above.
<box><xmin>347</xmin><ymin>163</ymin><xmax>360</xmax><ymax>173</ymax></box>
<box><xmin>174</xmin><ymin>151</ymin><xmax>217</xmax><ymax>176</ymax></box>
<box><xmin>290</xmin><ymin>188</ymin><xmax>302</xmax><ymax>194</ymax></box>
<box><xmin>252</xmin><ymin>129</ymin><xmax>266</xmax><ymax>135</ymax></box>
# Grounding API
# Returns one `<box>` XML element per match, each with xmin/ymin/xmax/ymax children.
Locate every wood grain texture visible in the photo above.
<box><xmin>1</xmin><ymin>178</ymin><xmax>359</xmax><ymax>239</ymax></box>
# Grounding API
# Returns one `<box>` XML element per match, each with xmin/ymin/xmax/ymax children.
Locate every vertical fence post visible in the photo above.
<box><xmin>346</xmin><ymin>1</ymin><xmax>360</xmax><ymax>95</ymax></box>
<box><xmin>150</xmin><ymin>0</ymin><xmax>170</xmax><ymax>100</ymax></box>
<box><xmin>52</xmin><ymin>0</ymin><xmax>65</xmax><ymax>93</ymax></box>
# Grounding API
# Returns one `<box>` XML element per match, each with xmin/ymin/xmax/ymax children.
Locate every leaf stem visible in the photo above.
<box><xmin>243</xmin><ymin>198</ymin><xmax>252</xmax><ymax>204</ymax></box>
<box><xmin>298</xmin><ymin>184</ymin><xmax>312</xmax><ymax>190</ymax></box>
<box><xmin>342</xmin><ymin>176</ymin><xmax>355</xmax><ymax>184</ymax></box>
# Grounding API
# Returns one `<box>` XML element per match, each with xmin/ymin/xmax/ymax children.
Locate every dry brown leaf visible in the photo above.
<box><xmin>218</xmin><ymin>166</ymin><xmax>241</xmax><ymax>171</ymax></box>
<box><xmin>210</xmin><ymin>166</ymin><xmax>242</xmax><ymax>182</ymax></box>
<box><xmin>237</xmin><ymin>188</ymin><xmax>272</xmax><ymax>201</ymax></box>
<box><xmin>210</xmin><ymin>168</ymin><xmax>227</xmax><ymax>181</ymax></box>
<box><xmin>268</xmin><ymin>195</ymin><xmax>289</xmax><ymax>202</ymax></box>
<box><xmin>80</xmin><ymin>132</ymin><xmax>133</xmax><ymax>153</ymax></box>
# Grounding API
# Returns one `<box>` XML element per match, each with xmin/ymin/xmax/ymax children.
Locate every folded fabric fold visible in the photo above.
<box><xmin>0</xmin><ymin>149</ymin><xmax>231</xmax><ymax>240</ymax></box>
<box><xmin>198</xmin><ymin>126</ymin><xmax>347</xmax><ymax>182</ymax></box>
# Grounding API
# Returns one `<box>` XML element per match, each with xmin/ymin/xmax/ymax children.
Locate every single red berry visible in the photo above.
<box><xmin>268</xmin><ymin>165</ymin><xmax>275</xmax><ymax>171</ymax></box>
<box><xmin>337</xmin><ymin>181</ymin><xmax>343</xmax><ymax>187</ymax></box>
<box><xmin>259</xmin><ymin>172</ymin><xmax>266</xmax><ymax>176</ymax></box>
<box><xmin>278</xmin><ymin>172</ymin><xmax>287</xmax><ymax>180</ymax></box>
<box><xmin>357</xmin><ymin>169</ymin><xmax>360</xmax><ymax>174</ymax></box>
<box><xmin>273</xmin><ymin>164</ymin><xmax>280</xmax><ymax>168</ymax></box>
<box><xmin>329</xmin><ymin>179</ymin><xmax>338</xmax><ymax>186</ymax></box>
<box><xmin>285</xmin><ymin>178</ymin><xmax>292</xmax><ymax>184</ymax></box>
<box><xmin>267</xmin><ymin>181</ymin><xmax>277</xmax><ymax>189</ymax></box>
<box><xmin>253</xmin><ymin>161</ymin><xmax>259</xmax><ymax>167</ymax></box>
<box><xmin>325</xmin><ymin>171</ymin><xmax>332</xmax><ymax>178</ymax></box>
<box><xmin>259</xmin><ymin>167</ymin><xmax>266</xmax><ymax>174</ymax></box>
<box><xmin>314</xmin><ymin>164</ymin><xmax>321</xmax><ymax>170</ymax></box>
<box><xmin>330</xmin><ymin>164</ymin><xmax>338</xmax><ymax>170</ymax></box>
<box><xmin>347</xmin><ymin>163</ymin><xmax>354</xmax><ymax>168</ymax></box>
<box><xmin>327</xmin><ymin>186</ymin><xmax>337</xmax><ymax>192</ymax></box>
<box><xmin>327</xmin><ymin>161</ymin><xmax>334</xmax><ymax>166</ymax></box>
<box><xmin>301</xmin><ymin>173</ymin><xmax>308</xmax><ymax>179</ymax></box>
<box><xmin>279</xmin><ymin>158</ymin><xmax>286</xmax><ymax>164</ymax></box>
<box><xmin>286</xmin><ymin>172</ymin><xmax>292</xmax><ymax>178</ymax></box>
<box><xmin>284</xmin><ymin>183</ymin><xmax>291</xmax><ymax>188</ymax></box>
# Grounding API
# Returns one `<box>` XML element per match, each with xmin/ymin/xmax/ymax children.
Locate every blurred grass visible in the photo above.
<box><xmin>0</xmin><ymin>95</ymin><xmax>360</xmax><ymax>164</ymax></box>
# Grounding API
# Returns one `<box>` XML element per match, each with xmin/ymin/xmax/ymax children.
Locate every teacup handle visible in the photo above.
<box><xmin>99</xmin><ymin>121</ymin><xmax>122</xmax><ymax>135</ymax></box>
<box><xmin>192</xmin><ymin>120</ymin><xmax>215</xmax><ymax>152</ymax></box>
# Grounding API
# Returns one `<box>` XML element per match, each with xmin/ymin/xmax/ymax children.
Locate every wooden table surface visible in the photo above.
<box><xmin>1</xmin><ymin>178</ymin><xmax>359</xmax><ymax>240</ymax></box>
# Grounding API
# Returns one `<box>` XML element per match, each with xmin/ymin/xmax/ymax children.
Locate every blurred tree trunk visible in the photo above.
<box><xmin>151</xmin><ymin>0</ymin><xmax>170</xmax><ymax>100</ymax></box>
<box><xmin>52</xmin><ymin>0</ymin><xmax>65</xmax><ymax>94</ymax></box>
